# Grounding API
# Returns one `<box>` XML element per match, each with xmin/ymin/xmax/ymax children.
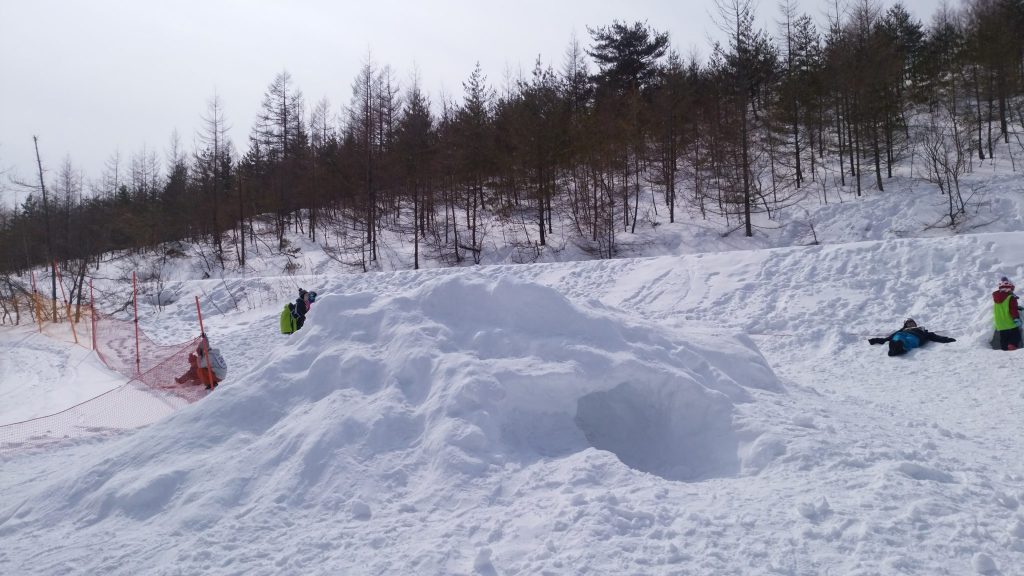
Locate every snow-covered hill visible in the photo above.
<box><xmin>2</xmin><ymin>161</ymin><xmax>1024</xmax><ymax>574</ymax></box>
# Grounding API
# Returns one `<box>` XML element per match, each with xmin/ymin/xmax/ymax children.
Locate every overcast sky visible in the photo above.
<box><xmin>0</xmin><ymin>0</ymin><xmax>943</xmax><ymax>205</ymax></box>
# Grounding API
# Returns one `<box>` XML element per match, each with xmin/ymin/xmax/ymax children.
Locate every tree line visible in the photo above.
<box><xmin>1</xmin><ymin>0</ymin><xmax>1023</xmax><ymax>310</ymax></box>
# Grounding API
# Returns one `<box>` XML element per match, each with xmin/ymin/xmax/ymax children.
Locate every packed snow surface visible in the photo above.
<box><xmin>4</xmin><ymin>169</ymin><xmax>1024</xmax><ymax>574</ymax></box>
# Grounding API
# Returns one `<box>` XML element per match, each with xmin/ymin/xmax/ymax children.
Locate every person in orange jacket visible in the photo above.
<box><xmin>175</xmin><ymin>333</ymin><xmax>228</xmax><ymax>389</ymax></box>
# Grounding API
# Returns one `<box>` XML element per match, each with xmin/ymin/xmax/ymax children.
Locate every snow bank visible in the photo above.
<box><xmin>0</xmin><ymin>274</ymin><xmax>780</xmax><ymax>574</ymax></box>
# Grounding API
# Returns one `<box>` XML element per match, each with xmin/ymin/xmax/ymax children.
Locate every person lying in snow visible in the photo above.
<box><xmin>174</xmin><ymin>333</ymin><xmax>228</xmax><ymax>389</ymax></box>
<box><xmin>868</xmin><ymin>318</ymin><xmax>956</xmax><ymax>357</ymax></box>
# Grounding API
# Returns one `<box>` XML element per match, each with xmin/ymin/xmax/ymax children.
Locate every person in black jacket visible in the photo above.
<box><xmin>867</xmin><ymin>318</ymin><xmax>956</xmax><ymax>356</ymax></box>
<box><xmin>294</xmin><ymin>289</ymin><xmax>317</xmax><ymax>330</ymax></box>
<box><xmin>294</xmin><ymin>289</ymin><xmax>309</xmax><ymax>330</ymax></box>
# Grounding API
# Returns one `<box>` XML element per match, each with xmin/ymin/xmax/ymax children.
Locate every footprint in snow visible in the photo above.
<box><xmin>895</xmin><ymin>462</ymin><xmax>956</xmax><ymax>484</ymax></box>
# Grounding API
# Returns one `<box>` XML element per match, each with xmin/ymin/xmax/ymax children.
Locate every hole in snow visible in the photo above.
<box><xmin>574</xmin><ymin>381</ymin><xmax>740</xmax><ymax>482</ymax></box>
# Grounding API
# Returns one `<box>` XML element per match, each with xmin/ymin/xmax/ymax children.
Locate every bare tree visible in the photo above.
<box><xmin>347</xmin><ymin>54</ymin><xmax>383</xmax><ymax>263</ymax></box>
<box><xmin>713</xmin><ymin>0</ymin><xmax>778</xmax><ymax>236</ymax></box>
<box><xmin>454</xmin><ymin>62</ymin><xmax>496</xmax><ymax>263</ymax></box>
<box><xmin>195</xmin><ymin>90</ymin><xmax>233</xmax><ymax>258</ymax></box>
<box><xmin>32</xmin><ymin>137</ymin><xmax>57</xmax><ymax>320</ymax></box>
<box><xmin>920</xmin><ymin>105</ymin><xmax>972</xmax><ymax>227</ymax></box>
<box><xmin>251</xmin><ymin>71</ymin><xmax>306</xmax><ymax>247</ymax></box>
<box><xmin>394</xmin><ymin>70</ymin><xmax>435</xmax><ymax>270</ymax></box>
<box><xmin>308</xmin><ymin>96</ymin><xmax>336</xmax><ymax>243</ymax></box>
<box><xmin>95</xmin><ymin>149</ymin><xmax>123</xmax><ymax>200</ymax></box>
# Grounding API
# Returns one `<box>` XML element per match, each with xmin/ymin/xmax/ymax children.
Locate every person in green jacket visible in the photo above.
<box><xmin>993</xmin><ymin>277</ymin><xmax>1022</xmax><ymax>351</ymax></box>
<box><xmin>280</xmin><ymin>302</ymin><xmax>298</xmax><ymax>335</ymax></box>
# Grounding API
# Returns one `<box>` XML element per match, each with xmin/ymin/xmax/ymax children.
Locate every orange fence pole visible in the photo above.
<box><xmin>195</xmin><ymin>296</ymin><xmax>214</xmax><ymax>387</ymax></box>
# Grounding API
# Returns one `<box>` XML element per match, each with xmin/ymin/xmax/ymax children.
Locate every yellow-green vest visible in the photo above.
<box><xmin>994</xmin><ymin>296</ymin><xmax>1017</xmax><ymax>331</ymax></box>
<box><xmin>280</xmin><ymin>305</ymin><xmax>297</xmax><ymax>334</ymax></box>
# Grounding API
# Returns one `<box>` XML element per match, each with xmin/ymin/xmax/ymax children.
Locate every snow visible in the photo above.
<box><xmin>4</xmin><ymin>160</ymin><xmax>1024</xmax><ymax>574</ymax></box>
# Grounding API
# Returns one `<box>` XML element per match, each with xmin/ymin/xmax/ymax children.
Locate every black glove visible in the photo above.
<box><xmin>868</xmin><ymin>338</ymin><xmax>885</xmax><ymax>345</ymax></box>
<box><xmin>948</xmin><ymin>338</ymin><xmax>957</xmax><ymax>342</ymax></box>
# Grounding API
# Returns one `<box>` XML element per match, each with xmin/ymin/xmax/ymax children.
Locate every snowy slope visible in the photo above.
<box><xmin>4</xmin><ymin>154</ymin><xmax>1024</xmax><ymax>574</ymax></box>
<box><xmin>3</xmin><ymin>225</ymin><xmax>1024</xmax><ymax>574</ymax></box>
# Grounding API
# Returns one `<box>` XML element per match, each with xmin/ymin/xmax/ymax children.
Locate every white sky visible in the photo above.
<box><xmin>2</xmin><ymin>147</ymin><xmax>1022</xmax><ymax>573</ymax></box>
<box><xmin>0</xmin><ymin>0</ymin><xmax>943</xmax><ymax>199</ymax></box>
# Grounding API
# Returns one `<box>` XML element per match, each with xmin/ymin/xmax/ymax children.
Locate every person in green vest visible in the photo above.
<box><xmin>992</xmin><ymin>277</ymin><xmax>1022</xmax><ymax>351</ymax></box>
<box><xmin>280</xmin><ymin>302</ymin><xmax>298</xmax><ymax>335</ymax></box>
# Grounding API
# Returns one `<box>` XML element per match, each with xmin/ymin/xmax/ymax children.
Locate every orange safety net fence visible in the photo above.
<box><xmin>0</xmin><ymin>300</ymin><xmax>209</xmax><ymax>454</ymax></box>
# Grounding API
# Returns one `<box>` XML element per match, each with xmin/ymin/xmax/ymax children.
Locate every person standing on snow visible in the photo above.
<box><xmin>992</xmin><ymin>277</ymin><xmax>1022</xmax><ymax>351</ymax></box>
<box><xmin>294</xmin><ymin>289</ymin><xmax>316</xmax><ymax>331</ymax></box>
<box><xmin>294</xmin><ymin>289</ymin><xmax>309</xmax><ymax>330</ymax></box>
<box><xmin>868</xmin><ymin>318</ymin><xmax>956</xmax><ymax>356</ymax></box>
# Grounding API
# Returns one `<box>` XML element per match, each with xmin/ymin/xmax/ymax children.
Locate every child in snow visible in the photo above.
<box><xmin>175</xmin><ymin>333</ymin><xmax>228</xmax><ymax>389</ymax></box>
<box><xmin>294</xmin><ymin>289</ymin><xmax>308</xmax><ymax>330</ymax></box>
<box><xmin>294</xmin><ymin>289</ymin><xmax>316</xmax><ymax>330</ymax></box>
<box><xmin>868</xmin><ymin>318</ymin><xmax>956</xmax><ymax>357</ymax></box>
<box><xmin>992</xmin><ymin>277</ymin><xmax>1022</xmax><ymax>351</ymax></box>
<box><xmin>280</xmin><ymin>302</ymin><xmax>297</xmax><ymax>335</ymax></box>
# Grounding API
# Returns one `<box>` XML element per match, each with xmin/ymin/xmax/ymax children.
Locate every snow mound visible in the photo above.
<box><xmin>283</xmin><ymin>274</ymin><xmax>782</xmax><ymax>482</ymax></box>
<box><xmin>3</xmin><ymin>275</ymin><xmax>781</xmax><ymax>556</ymax></box>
